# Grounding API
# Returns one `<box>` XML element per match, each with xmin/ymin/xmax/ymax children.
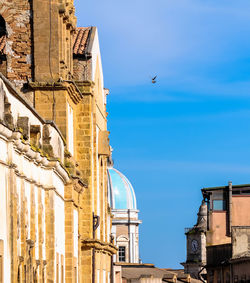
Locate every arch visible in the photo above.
<box><xmin>117</xmin><ymin>235</ymin><xmax>129</xmax><ymax>242</ymax></box>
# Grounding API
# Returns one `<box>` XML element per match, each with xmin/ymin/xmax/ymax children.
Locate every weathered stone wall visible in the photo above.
<box><xmin>232</xmin><ymin>226</ymin><xmax>250</xmax><ymax>259</ymax></box>
<box><xmin>33</xmin><ymin>0</ymin><xmax>76</xmax><ymax>82</ymax></box>
<box><xmin>0</xmin><ymin>0</ymin><xmax>32</xmax><ymax>88</ymax></box>
<box><xmin>0</xmin><ymin>0</ymin><xmax>116</xmax><ymax>281</ymax></box>
<box><xmin>0</xmin><ymin>57</ymin><xmax>7</xmax><ymax>77</ymax></box>
<box><xmin>0</xmin><ymin>0</ymin><xmax>77</xmax><ymax>103</ymax></box>
<box><xmin>73</xmin><ymin>58</ymin><xmax>92</xmax><ymax>81</ymax></box>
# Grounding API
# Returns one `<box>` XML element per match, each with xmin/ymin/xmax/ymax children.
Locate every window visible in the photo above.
<box><xmin>0</xmin><ymin>16</ymin><xmax>6</xmax><ymax>37</ymax></box>
<box><xmin>213</xmin><ymin>199</ymin><xmax>225</xmax><ymax>211</ymax></box>
<box><xmin>0</xmin><ymin>15</ymin><xmax>7</xmax><ymax>75</ymax></box>
<box><xmin>17</xmin><ymin>265</ymin><xmax>20</xmax><ymax>283</ymax></box>
<box><xmin>67</xmin><ymin>102</ymin><xmax>74</xmax><ymax>155</ymax></box>
<box><xmin>118</xmin><ymin>246</ymin><xmax>126</xmax><ymax>262</ymax></box>
<box><xmin>24</xmin><ymin>265</ymin><xmax>26</xmax><ymax>283</ymax></box>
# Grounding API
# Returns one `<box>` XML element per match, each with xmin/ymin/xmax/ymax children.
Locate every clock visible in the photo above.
<box><xmin>191</xmin><ymin>239</ymin><xmax>199</xmax><ymax>252</ymax></box>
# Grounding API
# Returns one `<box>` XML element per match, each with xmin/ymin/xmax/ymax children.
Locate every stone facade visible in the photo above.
<box><xmin>0</xmin><ymin>0</ymin><xmax>116</xmax><ymax>282</ymax></box>
<box><xmin>0</xmin><ymin>0</ymin><xmax>33</xmax><ymax>90</ymax></box>
<box><xmin>182</xmin><ymin>201</ymin><xmax>207</xmax><ymax>279</ymax></box>
<box><xmin>0</xmin><ymin>75</ymin><xmax>84</xmax><ymax>283</ymax></box>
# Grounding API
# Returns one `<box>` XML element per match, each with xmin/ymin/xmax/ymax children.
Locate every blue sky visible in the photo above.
<box><xmin>75</xmin><ymin>0</ymin><xmax>250</xmax><ymax>268</ymax></box>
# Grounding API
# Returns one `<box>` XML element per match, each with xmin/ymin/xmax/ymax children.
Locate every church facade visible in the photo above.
<box><xmin>0</xmin><ymin>0</ymin><xmax>116</xmax><ymax>282</ymax></box>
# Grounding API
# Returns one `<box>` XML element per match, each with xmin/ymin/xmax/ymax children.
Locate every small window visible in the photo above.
<box><xmin>213</xmin><ymin>199</ymin><xmax>225</xmax><ymax>211</ymax></box>
<box><xmin>67</xmin><ymin>102</ymin><xmax>74</xmax><ymax>156</ymax></box>
<box><xmin>242</xmin><ymin>190</ymin><xmax>250</xmax><ymax>195</ymax></box>
<box><xmin>118</xmin><ymin>246</ymin><xmax>126</xmax><ymax>262</ymax></box>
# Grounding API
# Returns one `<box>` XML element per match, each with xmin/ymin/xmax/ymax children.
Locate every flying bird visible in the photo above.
<box><xmin>152</xmin><ymin>75</ymin><xmax>157</xmax><ymax>84</ymax></box>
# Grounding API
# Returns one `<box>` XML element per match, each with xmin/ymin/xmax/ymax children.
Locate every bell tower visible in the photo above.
<box><xmin>182</xmin><ymin>201</ymin><xmax>207</xmax><ymax>279</ymax></box>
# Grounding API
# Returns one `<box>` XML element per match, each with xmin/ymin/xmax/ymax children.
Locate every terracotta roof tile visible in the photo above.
<box><xmin>0</xmin><ymin>35</ymin><xmax>6</xmax><ymax>55</ymax></box>
<box><xmin>0</xmin><ymin>28</ymin><xmax>90</xmax><ymax>56</ymax></box>
<box><xmin>73</xmin><ymin>27</ymin><xmax>91</xmax><ymax>55</ymax></box>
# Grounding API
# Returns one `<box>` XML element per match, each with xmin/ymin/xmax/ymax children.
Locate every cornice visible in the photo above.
<box><xmin>29</xmin><ymin>81</ymin><xmax>83</xmax><ymax>104</ymax></box>
<box><xmin>81</xmin><ymin>238</ymin><xmax>117</xmax><ymax>255</ymax></box>
<box><xmin>75</xmin><ymin>80</ymin><xmax>95</xmax><ymax>96</ymax></box>
<box><xmin>0</xmin><ymin>123</ymin><xmax>70</xmax><ymax>184</ymax></box>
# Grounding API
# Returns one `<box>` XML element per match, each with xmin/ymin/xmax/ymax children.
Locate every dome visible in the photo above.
<box><xmin>108</xmin><ymin>167</ymin><xmax>137</xmax><ymax>210</ymax></box>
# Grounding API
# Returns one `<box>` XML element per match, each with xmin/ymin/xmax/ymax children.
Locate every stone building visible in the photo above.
<box><xmin>0</xmin><ymin>0</ymin><xmax>116</xmax><ymax>282</ymax></box>
<box><xmin>183</xmin><ymin>182</ymin><xmax>250</xmax><ymax>283</ymax></box>
<box><xmin>182</xmin><ymin>201</ymin><xmax>207</xmax><ymax>279</ymax></box>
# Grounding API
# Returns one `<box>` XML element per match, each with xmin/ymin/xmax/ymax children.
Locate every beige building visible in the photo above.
<box><xmin>0</xmin><ymin>0</ymin><xmax>116</xmax><ymax>282</ymax></box>
<box><xmin>183</xmin><ymin>182</ymin><xmax>250</xmax><ymax>283</ymax></box>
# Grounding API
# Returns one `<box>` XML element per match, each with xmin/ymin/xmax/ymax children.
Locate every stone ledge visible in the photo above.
<box><xmin>81</xmin><ymin>238</ymin><xmax>117</xmax><ymax>255</ymax></box>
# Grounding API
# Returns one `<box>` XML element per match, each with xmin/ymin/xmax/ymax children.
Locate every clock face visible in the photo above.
<box><xmin>191</xmin><ymin>239</ymin><xmax>199</xmax><ymax>252</ymax></box>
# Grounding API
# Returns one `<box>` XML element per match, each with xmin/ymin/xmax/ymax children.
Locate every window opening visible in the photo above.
<box><xmin>212</xmin><ymin>199</ymin><xmax>225</xmax><ymax>211</ymax></box>
<box><xmin>24</xmin><ymin>265</ymin><xmax>27</xmax><ymax>283</ymax></box>
<box><xmin>118</xmin><ymin>246</ymin><xmax>126</xmax><ymax>262</ymax></box>
<box><xmin>0</xmin><ymin>15</ymin><xmax>7</xmax><ymax>73</ymax></box>
<box><xmin>0</xmin><ymin>16</ymin><xmax>6</xmax><ymax>37</ymax></box>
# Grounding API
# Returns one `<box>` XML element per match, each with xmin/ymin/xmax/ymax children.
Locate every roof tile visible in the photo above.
<box><xmin>0</xmin><ymin>28</ymin><xmax>91</xmax><ymax>57</ymax></box>
<box><xmin>73</xmin><ymin>27</ymin><xmax>91</xmax><ymax>55</ymax></box>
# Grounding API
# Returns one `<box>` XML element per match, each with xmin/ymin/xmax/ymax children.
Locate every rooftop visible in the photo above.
<box><xmin>73</xmin><ymin>27</ymin><xmax>91</xmax><ymax>56</ymax></box>
<box><xmin>0</xmin><ymin>28</ymin><xmax>92</xmax><ymax>56</ymax></box>
<box><xmin>202</xmin><ymin>183</ymin><xmax>250</xmax><ymax>192</ymax></box>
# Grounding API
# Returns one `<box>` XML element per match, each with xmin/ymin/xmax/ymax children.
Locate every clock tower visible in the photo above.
<box><xmin>182</xmin><ymin>201</ymin><xmax>207</xmax><ymax>279</ymax></box>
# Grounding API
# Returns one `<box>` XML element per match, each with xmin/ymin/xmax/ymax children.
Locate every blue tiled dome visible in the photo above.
<box><xmin>108</xmin><ymin>167</ymin><xmax>137</xmax><ymax>210</ymax></box>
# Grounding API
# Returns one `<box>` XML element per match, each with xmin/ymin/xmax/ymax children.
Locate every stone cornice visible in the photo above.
<box><xmin>29</xmin><ymin>81</ymin><xmax>83</xmax><ymax>104</ymax></box>
<box><xmin>81</xmin><ymin>238</ymin><xmax>117</xmax><ymax>255</ymax></box>
<box><xmin>0</xmin><ymin>123</ymin><xmax>70</xmax><ymax>184</ymax></box>
<box><xmin>75</xmin><ymin>80</ymin><xmax>95</xmax><ymax>95</ymax></box>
